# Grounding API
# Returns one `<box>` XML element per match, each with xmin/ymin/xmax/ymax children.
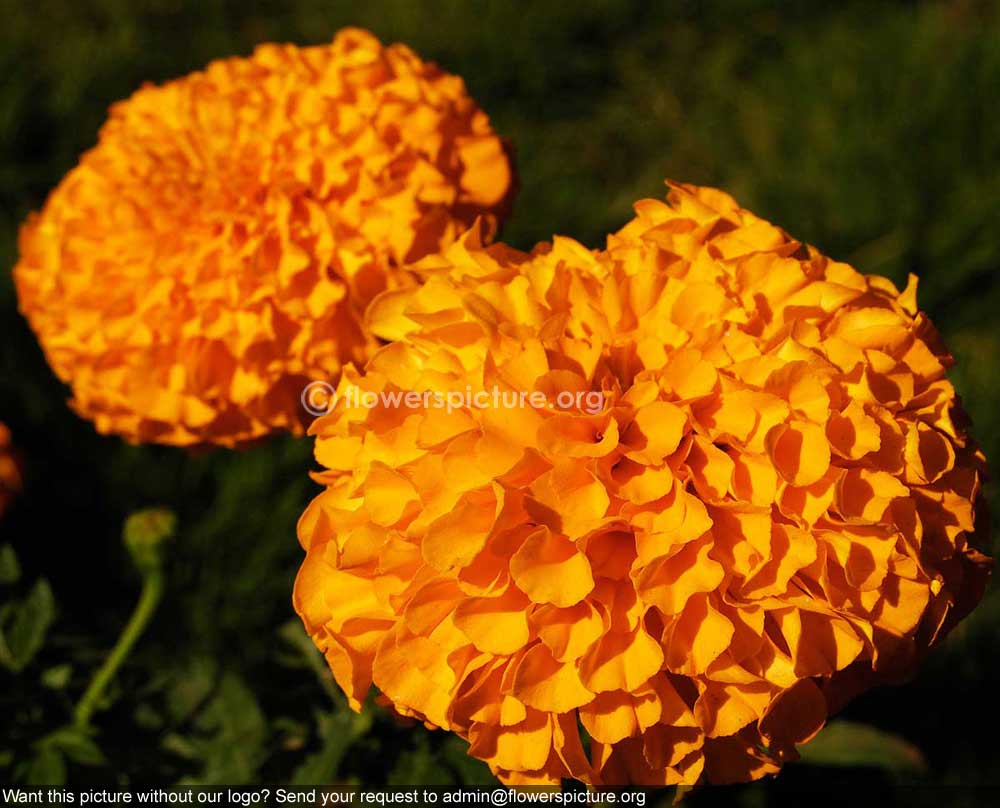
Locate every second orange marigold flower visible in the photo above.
<box><xmin>15</xmin><ymin>28</ymin><xmax>515</xmax><ymax>448</ymax></box>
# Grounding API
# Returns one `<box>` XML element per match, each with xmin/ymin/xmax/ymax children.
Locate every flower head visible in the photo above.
<box><xmin>0</xmin><ymin>423</ymin><xmax>21</xmax><ymax>517</ymax></box>
<box><xmin>15</xmin><ymin>28</ymin><xmax>515</xmax><ymax>447</ymax></box>
<box><xmin>295</xmin><ymin>182</ymin><xmax>990</xmax><ymax>785</ymax></box>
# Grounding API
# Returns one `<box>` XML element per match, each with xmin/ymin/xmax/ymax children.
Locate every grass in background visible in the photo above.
<box><xmin>1</xmin><ymin>1</ymin><xmax>998</xmax><ymax>803</ymax></box>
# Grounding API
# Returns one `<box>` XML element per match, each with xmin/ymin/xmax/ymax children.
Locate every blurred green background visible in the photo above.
<box><xmin>1</xmin><ymin>0</ymin><xmax>998</xmax><ymax>804</ymax></box>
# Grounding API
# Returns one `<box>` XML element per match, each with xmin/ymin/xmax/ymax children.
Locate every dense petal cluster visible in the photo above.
<box><xmin>295</xmin><ymin>183</ymin><xmax>990</xmax><ymax>785</ymax></box>
<box><xmin>0</xmin><ymin>423</ymin><xmax>21</xmax><ymax>517</ymax></box>
<box><xmin>15</xmin><ymin>28</ymin><xmax>515</xmax><ymax>447</ymax></box>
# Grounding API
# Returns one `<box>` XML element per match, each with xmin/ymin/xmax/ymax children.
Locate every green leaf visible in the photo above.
<box><xmin>0</xmin><ymin>544</ymin><xmax>20</xmax><ymax>584</ymax></box>
<box><xmin>24</xmin><ymin>746</ymin><xmax>66</xmax><ymax>786</ymax></box>
<box><xmin>279</xmin><ymin>619</ymin><xmax>340</xmax><ymax>703</ymax></box>
<box><xmin>133</xmin><ymin>702</ymin><xmax>164</xmax><ymax>731</ymax></box>
<box><xmin>41</xmin><ymin>663</ymin><xmax>72</xmax><ymax>690</ymax></box>
<box><xmin>44</xmin><ymin>726</ymin><xmax>106</xmax><ymax>767</ymax></box>
<box><xmin>388</xmin><ymin>733</ymin><xmax>440</xmax><ymax>787</ymax></box>
<box><xmin>290</xmin><ymin>708</ymin><xmax>372</xmax><ymax>785</ymax></box>
<box><xmin>0</xmin><ymin>578</ymin><xmax>56</xmax><ymax>672</ymax></box>
<box><xmin>160</xmin><ymin>732</ymin><xmax>200</xmax><ymax>761</ymax></box>
<box><xmin>796</xmin><ymin>721</ymin><xmax>927</xmax><ymax>773</ymax></box>
<box><xmin>278</xmin><ymin>619</ymin><xmax>315</xmax><ymax>662</ymax></box>
<box><xmin>176</xmin><ymin>672</ymin><xmax>268</xmax><ymax>785</ymax></box>
<box><xmin>440</xmin><ymin>736</ymin><xmax>494</xmax><ymax>786</ymax></box>
<box><xmin>165</xmin><ymin>656</ymin><xmax>217</xmax><ymax>723</ymax></box>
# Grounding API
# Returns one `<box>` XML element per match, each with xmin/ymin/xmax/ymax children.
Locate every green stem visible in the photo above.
<box><xmin>73</xmin><ymin>569</ymin><xmax>164</xmax><ymax>728</ymax></box>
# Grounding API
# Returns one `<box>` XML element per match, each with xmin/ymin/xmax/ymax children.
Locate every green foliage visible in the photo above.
<box><xmin>173</xmin><ymin>672</ymin><xmax>269</xmax><ymax>784</ymax></box>
<box><xmin>0</xmin><ymin>544</ymin><xmax>20</xmax><ymax>584</ymax></box>
<box><xmin>797</xmin><ymin>721</ymin><xmax>926</xmax><ymax>773</ymax></box>
<box><xmin>0</xmin><ymin>0</ymin><xmax>998</xmax><ymax>802</ymax></box>
<box><xmin>289</xmin><ymin>708</ymin><xmax>372</xmax><ymax>785</ymax></box>
<box><xmin>1</xmin><ymin>576</ymin><xmax>56</xmax><ymax>673</ymax></box>
<box><xmin>20</xmin><ymin>726</ymin><xmax>106</xmax><ymax>786</ymax></box>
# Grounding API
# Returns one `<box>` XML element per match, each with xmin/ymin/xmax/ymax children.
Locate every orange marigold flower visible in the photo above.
<box><xmin>0</xmin><ymin>423</ymin><xmax>22</xmax><ymax>517</ymax></box>
<box><xmin>14</xmin><ymin>28</ymin><xmax>515</xmax><ymax>447</ymax></box>
<box><xmin>294</xmin><ymin>182</ymin><xmax>990</xmax><ymax>786</ymax></box>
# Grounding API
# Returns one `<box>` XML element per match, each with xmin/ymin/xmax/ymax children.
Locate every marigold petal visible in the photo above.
<box><xmin>510</xmin><ymin>527</ymin><xmax>595</xmax><ymax>607</ymax></box>
<box><xmin>623</xmin><ymin>401</ymin><xmax>688</xmax><ymax>464</ymax></box>
<box><xmin>579</xmin><ymin>689</ymin><xmax>656</xmax><ymax>745</ymax></box>
<box><xmin>634</xmin><ymin>536</ymin><xmax>724</xmax><ymax>616</ymax></box>
<box><xmin>531</xmin><ymin>601</ymin><xmax>604</xmax><ymax>662</ymax></box>
<box><xmin>423</xmin><ymin>487</ymin><xmax>500</xmax><ymax>571</ymax></box>
<box><xmin>468</xmin><ymin>709</ymin><xmax>553</xmax><ymax>773</ymax></box>
<box><xmin>511</xmin><ymin>643</ymin><xmax>595</xmax><ymax>712</ymax></box>
<box><xmin>759</xmin><ymin>678</ymin><xmax>827</xmax><ymax>746</ymax></box>
<box><xmin>579</xmin><ymin>625</ymin><xmax>664</xmax><ymax>694</ymax></box>
<box><xmin>454</xmin><ymin>586</ymin><xmax>532</xmax><ymax>655</ymax></box>
<box><xmin>663</xmin><ymin>594</ymin><xmax>735</xmax><ymax>675</ymax></box>
<box><xmin>766</xmin><ymin>420</ymin><xmax>831</xmax><ymax>486</ymax></box>
<box><xmin>373</xmin><ymin>629</ymin><xmax>455</xmax><ymax>729</ymax></box>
